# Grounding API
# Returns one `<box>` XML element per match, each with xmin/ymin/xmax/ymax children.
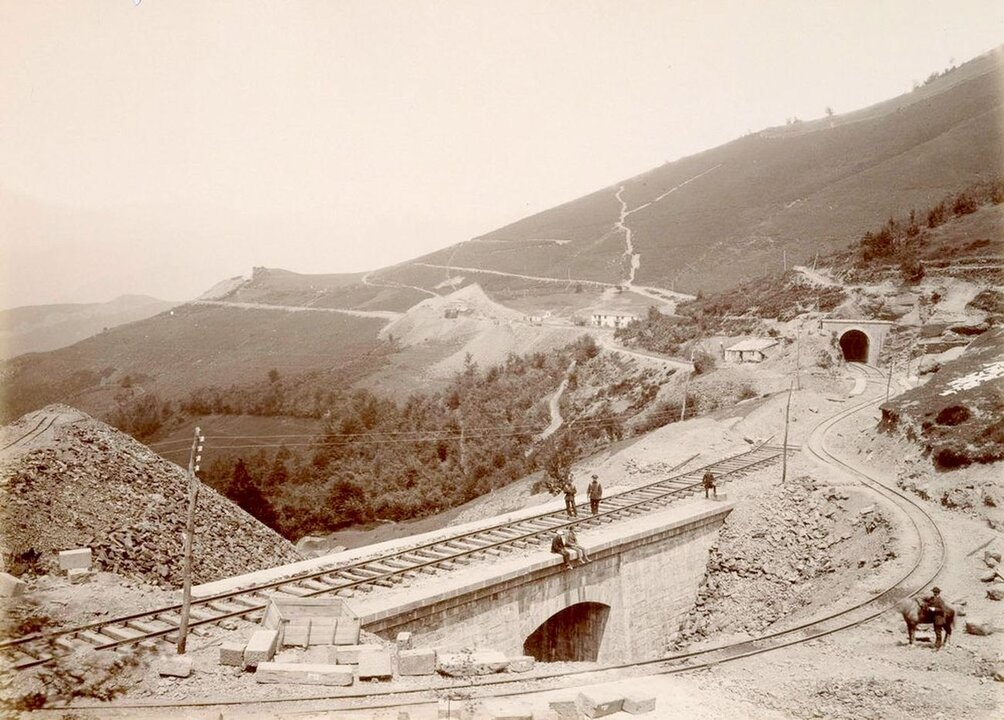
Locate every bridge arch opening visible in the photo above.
<box><xmin>839</xmin><ymin>329</ymin><xmax>869</xmax><ymax>363</ymax></box>
<box><xmin>523</xmin><ymin>602</ymin><xmax>610</xmax><ymax>662</ymax></box>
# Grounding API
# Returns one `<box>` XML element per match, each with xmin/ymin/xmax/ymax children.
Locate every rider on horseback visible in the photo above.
<box><xmin>922</xmin><ymin>586</ymin><xmax>946</xmax><ymax>621</ymax></box>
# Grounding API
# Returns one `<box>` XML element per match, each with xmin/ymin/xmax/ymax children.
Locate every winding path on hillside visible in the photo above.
<box><xmin>612</xmin><ymin>163</ymin><xmax>724</xmax><ymax>298</ymax></box>
<box><xmin>192</xmin><ymin>300</ymin><xmax>402</xmax><ymax>321</ymax></box>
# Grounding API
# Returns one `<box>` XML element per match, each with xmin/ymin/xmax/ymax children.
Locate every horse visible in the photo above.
<box><xmin>898</xmin><ymin>597</ymin><xmax>955</xmax><ymax>649</ymax></box>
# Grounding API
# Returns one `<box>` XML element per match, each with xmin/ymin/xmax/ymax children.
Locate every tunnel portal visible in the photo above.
<box><xmin>523</xmin><ymin>601</ymin><xmax>610</xmax><ymax>662</ymax></box>
<box><xmin>839</xmin><ymin>329</ymin><xmax>870</xmax><ymax>363</ymax></box>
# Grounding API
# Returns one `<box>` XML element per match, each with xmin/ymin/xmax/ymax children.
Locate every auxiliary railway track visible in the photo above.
<box><xmin>2</xmin><ymin>439</ymin><xmax>788</xmax><ymax>672</ymax></box>
<box><xmin>0</xmin><ymin>412</ymin><xmax>62</xmax><ymax>453</ymax></box>
<box><xmin>18</xmin><ymin>363</ymin><xmax>950</xmax><ymax>718</ymax></box>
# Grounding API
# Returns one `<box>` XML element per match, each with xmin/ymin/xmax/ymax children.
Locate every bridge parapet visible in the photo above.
<box><xmin>361</xmin><ymin>500</ymin><xmax>731</xmax><ymax>664</ymax></box>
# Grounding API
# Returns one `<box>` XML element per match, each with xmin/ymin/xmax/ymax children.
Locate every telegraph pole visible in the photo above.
<box><xmin>177</xmin><ymin>426</ymin><xmax>205</xmax><ymax>655</ymax></box>
<box><xmin>782</xmin><ymin>381</ymin><xmax>793</xmax><ymax>482</ymax></box>
<box><xmin>680</xmin><ymin>350</ymin><xmax>695</xmax><ymax>422</ymax></box>
<box><xmin>885</xmin><ymin>359</ymin><xmax>894</xmax><ymax>404</ymax></box>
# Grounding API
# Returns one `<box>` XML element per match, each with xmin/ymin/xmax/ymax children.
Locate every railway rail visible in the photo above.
<box><xmin>2</xmin><ymin>437</ymin><xmax>788</xmax><ymax>672</ymax></box>
<box><xmin>18</xmin><ymin>362</ymin><xmax>949</xmax><ymax>717</ymax></box>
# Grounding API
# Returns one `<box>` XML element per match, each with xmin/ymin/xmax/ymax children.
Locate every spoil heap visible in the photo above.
<box><xmin>1</xmin><ymin>406</ymin><xmax>301</xmax><ymax>586</ymax></box>
<box><xmin>676</xmin><ymin>474</ymin><xmax>894</xmax><ymax>643</ymax></box>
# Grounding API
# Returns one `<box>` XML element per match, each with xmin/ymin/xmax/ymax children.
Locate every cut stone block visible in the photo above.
<box><xmin>506</xmin><ymin>655</ymin><xmax>535</xmax><ymax>673</ymax></box>
<box><xmin>157</xmin><ymin>655</ymin><xmax>193</xmax><ymax>678</ymax></box>
<box><xmin>336</xmin><ymin>643</ymin><xmax>382</xmax><ymax>665</ymax></box>
<box><xmin>437</xmin><ymin>650</ymin><xmax>509</xmax><ymax>676</ymax></box>
<box><xmin>282</xmin><ymin>619</ymin><xmax>311</xmax><ymax>647</ymax></box>
<box><xmin>0</xmin><ymin>572</ymin><xmax>27</xmax><ymax>597</ymax></box>
<box><xmin>219</xmin><ymin>640</ymin><xmax>245</xmax><ymax>666</ymax></box>
<box><xmin>398</xmin><ymin>648</ymin><xmax>436</xmax><ymax>676</ymax></box>
<box><xmin>357</xmin><ymin>649</ymin><xmax>393</xmax><ymax>680</ymax></box>
<box><xmin>623</xmin><ymin>690</ymin><xmax>657</xmax><ymax>714</ymax></box>
<box><xmin>333</xmin><ymin>617</ymin><xmax>361</xmax><ymax>645</ymax></box>
<box><xmin>255</xmin><ymin>662</ymin><xmax>353</xmax><ymax>686</ymax></box>
<box><xmin>68</xmin><ymin>568</ymin><xmax>92</xmax><ymax>584</ymax></box>
<box><xmin>548</xmin><ymin>698</ymin><xmax>579</xmax><ymax>719</ymax></box>
<box><xmin>396</xmin><ymin>631</ymin><xmax>413</xmax><ymax>650</ymax></box>
<box><xmin>482</xmin><ymin>699</ymin><xmax>533</xmax><ymax>720</ymax></box>
<box><xmin>58</xmin><ymin>548</ymin><xmax>92</xmax><ymax>571</ymax></box>
<box><xmin>578</xmin><ymin>688</ymin><xmax>624</xmax><ymax>718</ymax></box>
<box><xmin>308</xmin><ymin>620</ymin><xmax>336</xmax><ymax>645</ymax></box>
<box><xmin>966</xmin><ymin>619</ymin><xmax>994</xmax><ymax>636</ymax></box>
<box><xmin>243</xmin><ymin>629</ymin><xmax>279</xmax><ymax>669</ymax></box>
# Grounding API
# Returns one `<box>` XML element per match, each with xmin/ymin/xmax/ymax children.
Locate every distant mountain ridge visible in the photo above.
<box><xmin>0</xmin><ymin>294</ymin><xmax>179</xmax><ymax>359</ymax></box>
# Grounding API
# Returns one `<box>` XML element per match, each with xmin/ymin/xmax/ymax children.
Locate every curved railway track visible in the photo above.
<box><xmin>13</xmin><ymin>364</ymin><xmax>948</xmax><ymax>717</ymax></box>
<box><xmin>0</xmin><ymin>412</ymin><xmax>61</xmax><ymax>453</ymax></box>
<box><xmin>2</xmin><ymin>439</ymin><xmax>787</xmax><ymax>671</ymax></box>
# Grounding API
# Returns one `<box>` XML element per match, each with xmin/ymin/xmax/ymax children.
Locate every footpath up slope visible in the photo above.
<box><xmin>0</xmin><ymin>405</ymin><xmax>301</xmax><ymax>587</ymax></box>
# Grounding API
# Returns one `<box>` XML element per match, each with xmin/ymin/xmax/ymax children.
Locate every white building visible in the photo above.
<box><xmin>724</xmin><ymin>338</ymin><xmax>779</xmax><ymax>363</ymax></box>
<box><xmin>591</xmin><ymin>313</ymin><xmax>638</xmax><ymax>329</ymax></box>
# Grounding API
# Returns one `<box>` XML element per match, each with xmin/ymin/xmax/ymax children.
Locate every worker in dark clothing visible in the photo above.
<box><xmin>703</xmin><ymin>470</ymin><xmax>717</xmax><ymax>498</ymax></box>
<box><xmin>587</xmin><ymin>474</ymin><xmax>603</xmax><ymax>515</ymax></box>
<box><xmin>563</xmin><ymin>480</ymin><xmax>578</xmax><ymax>517</ymax></box>
<box><xmin>565</xmin><ymin>527</ymin><xmax>591</xmax><ymax>564</ymax></box>
<box><xmin>922</xmin><ymin>586</ymin><xmax>948</xmax><ymax>648</ymax></box>
<box><xmin>550</xmin><ymin>531</ymin><xmax>574</xmax><ymax>570</ymax></box>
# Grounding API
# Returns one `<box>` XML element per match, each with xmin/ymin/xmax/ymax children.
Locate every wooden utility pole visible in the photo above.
<box><xmin>795</xmin><ymin>327</ymin><xmax>801</xmax><ymax>391</ymax></box>
<box><xmin>680</xmin><ymin>350</ymin><xmax>695</xmax><ymax>422</ymax></box>
<box><xmin>782</xmin><ymin>381</ymin><xmax>793</xmax><ymax>483</ymax></box>
<box><xmin>177</xmin><ymin>427</ymin><xmax>204</xmax><ymax>655</ymax></box>
<box><xmin>885</xmin><ymin>359</ymin><xmax>894</xmax><ymax>404</ymax></box>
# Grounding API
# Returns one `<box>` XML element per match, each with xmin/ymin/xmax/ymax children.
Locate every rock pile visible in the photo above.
<box><xmin>676</xmin><ymin>474</ymin><xmax>894</xmax><ymax>643</ymax></box>
<box><xmin>1</xmin><ymin>406</ymin><xmax>301</xmax><ymax>586</ymax></box>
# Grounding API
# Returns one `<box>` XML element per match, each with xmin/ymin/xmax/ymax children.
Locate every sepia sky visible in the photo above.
<box><xmin>2</xmin><ymin>0</ymin><xmax>1002</xmax><ymax>308</ymax></box>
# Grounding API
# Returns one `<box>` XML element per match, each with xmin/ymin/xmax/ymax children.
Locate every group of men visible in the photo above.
<box><xmin>550</xmin><ymin>526</ymin><xmax>591</xmax><ymax>570</ymax></box>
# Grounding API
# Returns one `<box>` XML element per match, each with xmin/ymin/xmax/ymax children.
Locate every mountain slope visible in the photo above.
<box><xmin>0</xmin><ymin>295</ymin><xmax>179</xmax><ymax>359</ymax></box>
<box><xmin>377</xmin><ymin>49</ymin><xmax>1003</xmax><ymax>295</ymax></box>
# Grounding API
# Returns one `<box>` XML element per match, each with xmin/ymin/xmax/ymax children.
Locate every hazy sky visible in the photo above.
<box><xmin>2</xmin><ymin>0</ymin><xmax>1002</xmax><ymax>308</ymax></box>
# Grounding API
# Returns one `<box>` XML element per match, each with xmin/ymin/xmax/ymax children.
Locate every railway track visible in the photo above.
<box><xmin>22</xmin><ymin>363</ymin><xmax>948</xmax><ymax>717</ymax></box>
<box><xmin>2</xmin><ymin>439</ymin><xmax>788</xmax><ymax>672</ymax></box>
<box><xmin>0</xmin><ymin>412</ymin><xmax>60</xmax><ymax>453</ymax></box>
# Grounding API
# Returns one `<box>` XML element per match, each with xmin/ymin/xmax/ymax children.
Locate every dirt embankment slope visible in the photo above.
<box><xmin>0</xmin><ymin>405</ymin><xmax>301</xmax><ymax>587</ymax></box>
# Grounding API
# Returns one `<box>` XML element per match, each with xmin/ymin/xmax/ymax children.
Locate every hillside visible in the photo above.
<box><xmin>0</xmin><ymin>406</ymin><xmax>301</xmax><ymax>586</ymax></box>
<box><xmin>0</xmin><ymin>295</ymin><xmax>179</xmax><ymax>359</ymax></box>
<box><xmin>372</xmin><ymin>49</ymin><xmax>1003</xmax><ymax>296</ymax></box>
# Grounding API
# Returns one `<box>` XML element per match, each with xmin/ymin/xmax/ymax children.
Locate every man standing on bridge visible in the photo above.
<box><xmin>587</xmin><ymin>474</ymin><xmax>603</xmax><ymax>515</ymax></box>
<box><xmin>703</xmin><ymin>470</ymin><xmax>717</xmax><ymax>499</ymax></box>
<box><xmin>563</xmin><ymin>479</ymin><xmax>578</xmax><ymax>517</ymax></box>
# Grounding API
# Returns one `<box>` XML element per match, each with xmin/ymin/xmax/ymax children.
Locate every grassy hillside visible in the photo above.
<box><xmin>0</xmin><ymin>302</ymin><xmax>387</xmax><ymax>423</ymax></box>
<box><xmin>0</xmin><ymin>295</ymin><xmax>178</xmax><ymax>359</ymax></box>
<box><xmin>375</xmin><ymin>49</ymin><xmax>1003</xmax><ymax>296</ymax></box>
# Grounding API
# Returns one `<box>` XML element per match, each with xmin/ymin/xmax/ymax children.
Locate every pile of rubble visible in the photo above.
<box><xmin>0</xmin><ymin>407</ymin><xmax>301</xmax><ymax>587</ymax></box>
<box><xmin>676</xmin><ymin>474</ymin><xmax>895</xmax><ymax>643</ymax></box>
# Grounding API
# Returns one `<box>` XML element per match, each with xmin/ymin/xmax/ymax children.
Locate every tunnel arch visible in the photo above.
<box><xmin>839</xmin><ymin>329</ymin><xmax>870</xmax><ymax>363</ymax></box>
<box><xmin>523</xmin><ymin>602</ymin><xmax>610</xmax><ymax>662</ymax></box>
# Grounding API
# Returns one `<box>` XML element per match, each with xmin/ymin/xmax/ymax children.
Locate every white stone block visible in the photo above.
<box><xmin>255</xmin><ymin>662</ymin><xmax>353</xmax><ymax>686</ymax></box>
<box><xmin>398</xmin><ymin>648</ymin><xmax>436</xmax><ymax>675</ymax></box>
<box><xmin>333</xmin><ymin>617</ymin><xmax>360</xmax><ymax>645</ymax></box>
<box><xmin>396</xmin><ymin>631</ymin><xmax>413</xmax><ymax>649</ymax></box>
<box><xmin>578</xmin><ymin>687</ymin><xmax>624</xmax><ymax>718</ymax></box>
<box><xmin>58</xmin><ymin>548</ymin><xmax>92</xmax><ymax>571</ymax></box>
<box><xmin>157</xmin><ymin>655</ymin><xmax>193</xmax><ymax>678</ymax></box>
<box><xmin>336</xmin><ymin>643</ymin><xmax>382</xmax><ymax>665</ymax></box>
<box><xmin>482</xmin><ymin>699</ymin><xmax>533</xmax><ymax>720</ymax></box>
<box><xmin>357</xmin><ymin>649</ymin><xmax>393</xmax><ymax>680</ymax></box>
<box><xmin>308</xmin><ymin>620</ymin><xmax>336</xmax><ymax>645</ymax></box>
<box><xmin>243</xmin><ymin>629</ymin><xmax>279</xmax><ymax>669</ymax></box>
<box><xmin>437</xmin><ymin>650</ymin><xmax>508</xmax><ymax>676</ymax></box>
<box><xmin>0</xmin><ymin>572</ymin><xmax>26</xmax><ymax>597</ymax></box>
<box><xmin>219</xmin><ymin>640</ymin><xmax>244</xmax><ymax>666</ymax></box>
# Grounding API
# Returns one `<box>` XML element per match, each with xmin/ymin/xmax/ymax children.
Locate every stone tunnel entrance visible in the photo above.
<box><xmin>839</xmin><ymin>329</ymin><xmax>869</xmax><ymax>363</ymax></box>
<box><xmin>523</xmin><ymin>602</ymin><xmax>610</xmax><ymax>662</ymax></box>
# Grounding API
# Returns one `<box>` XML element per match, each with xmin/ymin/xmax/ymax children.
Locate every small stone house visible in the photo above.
<box><xmin>724</xmin><ymin>338</ymin><xmax>779</xmax><ymax>363</ymax></box>
<box><xmin>591</xmin><ymin>313</ymin><xmax>637</xmax><ymax>329</ymax></box>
